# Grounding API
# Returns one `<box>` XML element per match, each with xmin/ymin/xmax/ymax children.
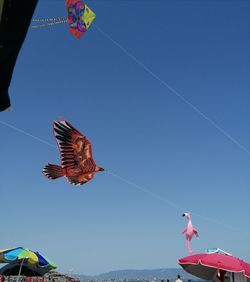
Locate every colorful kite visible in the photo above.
<box><xmin>32</xmin><ymin>0</ymin><xmax>96</xmax><ymax>39</ymax></box>
<box><xmin>182</xmin><ymin>212</ymin><xmax>199</xmax><ymax>254</ymax></box>
<box><xmin>43</xmin><ymin>120</ymin><xmax>104</xmax><ymax>185</ymax></box>
<box><xmin>66</xmin><ymin>0</ymin><xmax>96</xmax><ymax>38</ymax></box>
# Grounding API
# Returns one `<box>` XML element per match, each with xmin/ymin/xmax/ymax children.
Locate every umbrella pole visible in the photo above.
<box><xmin>17</xmin><ymin>258</ymin><xmax>25</xmax><ymax>281</ymax></box>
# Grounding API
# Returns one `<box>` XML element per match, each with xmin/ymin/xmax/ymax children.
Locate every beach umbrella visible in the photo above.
<box><xmin>179</xmin><ymin>252</ymin><xmax>250</xmax><ymax>280</ymax></box>
<box><xmin>0</xmin><ymin>247</ymin><xmax>56</xmax><ymax>275</ymax></box>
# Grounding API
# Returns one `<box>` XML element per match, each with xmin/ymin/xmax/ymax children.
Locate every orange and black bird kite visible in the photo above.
<box><xmin>43</xmin><ymin>120</ymin><xmax>104</xmax><ymax>185</ymax></box>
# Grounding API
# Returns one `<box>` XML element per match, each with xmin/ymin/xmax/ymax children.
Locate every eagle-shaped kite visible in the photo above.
<box><xmin>43</xmin><ymin>120</ymin><xmax>104</xmax><ymax>185</ymax></box>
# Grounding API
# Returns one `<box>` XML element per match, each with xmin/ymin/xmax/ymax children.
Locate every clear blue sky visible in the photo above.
<box><xmin>0</xmin><ymin>0</ymin><xmax>249</xmax><ymax>275</ymax></box>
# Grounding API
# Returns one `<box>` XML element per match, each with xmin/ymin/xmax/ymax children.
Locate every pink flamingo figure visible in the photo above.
<box><xmin>182</xmin><ymin>212</ymin><xmax>199</xmax><ymax>254</ymax></box>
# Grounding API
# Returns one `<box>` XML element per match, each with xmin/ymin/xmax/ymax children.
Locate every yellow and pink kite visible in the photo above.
<box><xmin>32</xmin><ymin>0</ymin><xmax>96</xmax><ymax>39</ymax></box>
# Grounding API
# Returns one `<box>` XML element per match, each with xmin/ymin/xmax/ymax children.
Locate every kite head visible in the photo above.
<box><xmin>95</xmin><ymin>166</ymin><xmax>104</xmax><ymax>172</ymax></box>
<box><xmin>182</xmin><ymin>212</ymin><xmax>191</xmax><ymax>220</ymax></box>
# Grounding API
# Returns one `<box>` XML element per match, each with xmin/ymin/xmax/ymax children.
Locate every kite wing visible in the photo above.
<box><xmin>66</xmin><ymin>0</ymin><xmax>96</xmax><ymax>38</ymax></box>
<box><xmin>182</xmin><ymin>228</ymin><xmax>187</xmax><ymax>234</ymax></box>
<box><xmin>193</xmin><ymin>228</ymin><xmax>199</xmax><ymax>237</ymax></box>
<box><xmin>53</xmin><ymin>120</ymin><xmax>96</xmax><ymax>173</ymax></box>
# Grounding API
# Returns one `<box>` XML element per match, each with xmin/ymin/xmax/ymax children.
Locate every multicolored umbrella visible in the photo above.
<box><xmin>179</xmin><ymin>251</ymin><xmax>250</xmax><ymax>280</ymax></box>
<box><xmin>0</xmin><ymin>247</ymin><xmax>56</xmax><ymax>270</ymax></box>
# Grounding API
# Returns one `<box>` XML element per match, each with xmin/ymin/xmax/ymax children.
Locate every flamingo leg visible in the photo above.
<box><xmin>186</xmin><ymin>237</ymin><xmax>193</xmax><ymax>254</ymax></box>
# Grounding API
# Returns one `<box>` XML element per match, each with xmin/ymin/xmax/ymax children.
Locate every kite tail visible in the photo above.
<box><xmin>32</xmin><ymin>17</ymin><xmax>67</xmax><ymax>22</ymax></box>
<box><xmin>31</xmin><ymin>20</ymin><xmax>67</xmax><ymax>29</ymax></box>
<box><xmin>43</xmin><ymin>164</ymin><xmax>64</xmax><ymax>180</ymax></box>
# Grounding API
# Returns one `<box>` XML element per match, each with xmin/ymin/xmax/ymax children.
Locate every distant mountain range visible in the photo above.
<box><xmin>78</xmin><ymin>268</ymin><xmax>199</xmax><ymax>280</ymax></box>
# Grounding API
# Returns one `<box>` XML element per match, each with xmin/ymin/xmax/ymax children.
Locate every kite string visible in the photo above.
<box><xmin>0</xmin><ymin>120</ymin><xmax>248</xmax><ymax>235</ymax></box>
<box><xmin>0</xmin><ymin>119</ymin><xmax>246</xmax><ymax>234</ymax></box>
<box><xmin>106</xmin><ymin>170</ymin><xmax>183</xmax><ymax>211</ymax></box>
<box><xmin>31</xmin><ymin>8</ymin><xmax>250</xmax><ymax>154</ymax></box>
<box><xmin>105</xmin><ymin>170</ymin><xmax>241</xmax><ymax>232</ymax></box>
<box><xmin>93</xmin><ymin>24</ymin><xmax>250</xmax><ymax>156</ymax></box>
<box><xmin>0</xmin><ymin>120</ymin><xmax>56</xmax><ymax>149</ymax></box>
